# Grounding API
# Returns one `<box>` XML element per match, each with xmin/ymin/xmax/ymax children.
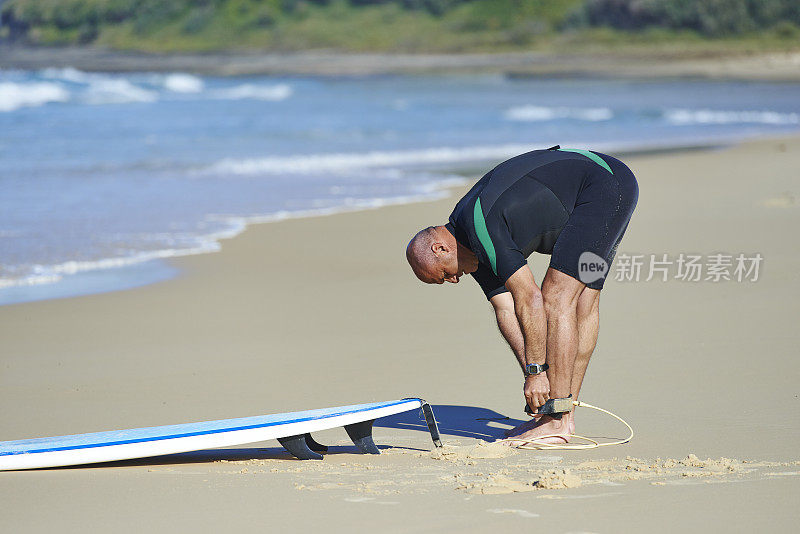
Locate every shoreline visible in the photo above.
<box><xmin>3</xmin><ymin>46</ymin><xmax>800</xmax><ymax>81</ymax></box>
<box><xmin>0</xmin><ymin>180</ymin><xmax>466</xmax><ymax>306</ymax></box>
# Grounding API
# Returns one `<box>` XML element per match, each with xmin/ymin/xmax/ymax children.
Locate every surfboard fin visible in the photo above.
<box><xmin>304</xmin><ymin>433</ymin><xmax>328</xmax><ymax>453</ymax></box>
<box><xmin>345</xmin><ymin>419</ymin><xmax>380</xmax><ymax>455</ymax></box>
<box><xmin>278</xmin><ymin>434</ymin><xmax>323</xmax><ymax>460</ymax></box>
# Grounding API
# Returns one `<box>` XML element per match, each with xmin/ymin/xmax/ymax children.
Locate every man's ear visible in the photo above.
<box><xmin>431</xmin><ymin>241</ymin><xmax>449</xmax><ymax>256</ymax></box>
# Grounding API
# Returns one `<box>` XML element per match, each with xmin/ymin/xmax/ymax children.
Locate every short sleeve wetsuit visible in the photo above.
<box><xmin>445</xmin><ymin>146</ymin><xmax>639</xmax><ymax>298</ymax></box>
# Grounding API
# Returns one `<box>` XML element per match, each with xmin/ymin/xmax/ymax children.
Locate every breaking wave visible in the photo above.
<box><xmin>664</xmin><ymin>108</ymin><xmax>800</xmax><ymax>125</ymax></box>
<box><xmin>504</xmin><ymin>105</ymin><xmax>614</xmax><ymax>122</ymax></box>
<box><xmin>41</xmin><ymin>67</ymin><xmax>158</xmax><ymax>104</ymax></box>
<box><xmin>83</xmin><ymin>79</ymin><xmax>158</xmax><ymax>104</ymax></box>
<box><xmin>162</xmin><ymin>73</ymin><xmax>205</xmax><ymax>93</ymax></box>
<box><xmin>36</xmin><ymin>68</ymin><xmax>291</xmax><ymax>103</ymax></box>
<box><xmin>0</xmin><ymin>81</ymin><xmax>70</xmax><ymax>112</ymax></box>
<box><xmin>212</xmin><ymin>83</ymin><xmax>293</xmax><ymax>101</ymax></box>
<box><xmin>39</xmin><ymin>67</ymin><xmax>94</xmax><ymax>83</ymax></box>
<box><xmin>207</xmin><ymin>144</ymin><xmax>541</xmax><ymax>176</ymax></box>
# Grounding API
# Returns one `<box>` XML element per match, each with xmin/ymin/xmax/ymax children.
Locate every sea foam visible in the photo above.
<box><xmin>162</xmin><ymin>73</ymin><xmax>204</xmax><ymax>93</ymax></box>
<box><xmin>39</xmin><ymin>67</ymin><xmax>94</xmax><ymax>83</ymax></box>
<box><xmin>213</xmin><ymin>83</ymin><xmax>293</xmax><ymax>101</ymax></box>
<box><xmin>83</xmin><ymin>79</ymin><xmax>158</xmax><ymax>105</ymax></box>
<box><xmin>207</xmin><ymin>144</ymin><xmax>543</xmax><ymax>176</ymax></box>
<box><xmin>664</xmin><ymin>108</ymin><xmax>800</xmax><ymax>125</ymax></box>
<box><xmin>504</xmin><ymin>105</ymin><xmax>614</xmax><ymax>122</ymax></box>
<box><xmin>0</xmin><ymin>175</ymin><xmax>465</xmax><ymax>291</ymax></box>
<box><xmin>40</xmin><ymin>67</ymin><xmax>159</xmax><ymax>104</ymax></box>
<box><xmin>0</xmin><ymin>81</ymin><xmax>70</xmax><ymax>112</ymax></box>
<box><xmin>0</xmin><ymin>233</ymin><xmax>231</xmax><ymax>290</ymax></box>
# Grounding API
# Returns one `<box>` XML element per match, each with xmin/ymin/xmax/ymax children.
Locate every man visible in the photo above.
<box><xmin>406</xmin><ymin>146</ymin><xmax>638</xmax><ymax>444</ymax></box>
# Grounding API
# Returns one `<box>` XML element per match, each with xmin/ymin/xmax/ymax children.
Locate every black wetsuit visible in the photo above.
<box><xmin>446</xmin><ymin>146</ymin><xmax>638</xmax><ymax>298</ymax></box>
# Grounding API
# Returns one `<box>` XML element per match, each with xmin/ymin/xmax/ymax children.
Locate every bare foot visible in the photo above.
<box><xmin>506</xmin><ymin>413</ymin><xmax>573</xmax><ymax>446</ymax></box>
<box><xmin>503</xmin><ymin>416</ymin><xmax>542</xmax><ymax>438</ymax></box>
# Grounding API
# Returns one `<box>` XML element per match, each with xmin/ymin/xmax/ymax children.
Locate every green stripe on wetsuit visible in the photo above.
<box><xmin>558</xmin><ymin>148</ymin><xmax>614</xmax><ymax>174</ymax></box>
<box><xmin>473</xmin><ymin>197</ymin><xmax>498</xmax><ymax>275</ymax></box>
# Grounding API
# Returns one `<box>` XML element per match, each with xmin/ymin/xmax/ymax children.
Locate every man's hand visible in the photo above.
<box><xmin>524</xmin><ymin>373</ymin><xmax>550</xmax><ymax>412</ymax></box>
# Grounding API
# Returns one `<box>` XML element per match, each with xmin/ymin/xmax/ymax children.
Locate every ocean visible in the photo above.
<box><xmin>1</xmin><ymin>68</ymin><xmax>799</xmax><ymax>304</ymax></box>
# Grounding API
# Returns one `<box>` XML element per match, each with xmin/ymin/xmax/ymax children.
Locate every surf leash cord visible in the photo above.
<box><xmin>498</xmin><ymin>400</ymin><xmax>634</xmax><ymax>451</ymax></box>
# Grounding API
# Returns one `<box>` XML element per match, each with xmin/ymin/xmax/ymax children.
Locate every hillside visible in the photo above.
<box><xmin>1</xmin><ymin>0</ymin><xmax>799</xmax><ymax>54</ymax></box>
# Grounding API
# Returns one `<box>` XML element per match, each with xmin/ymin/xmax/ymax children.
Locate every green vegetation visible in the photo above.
<box><xmin>1</xmin><ymin>0</ymin><xmax>798</xmax><ymax>53</ymax></box>
<box><xmin>578</xmin><ymin>0</ymin><xmax>800</xmax><ymax>37</ymax></box>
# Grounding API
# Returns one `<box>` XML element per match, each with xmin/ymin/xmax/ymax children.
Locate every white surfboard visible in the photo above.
<box><xmin>0</xmin><ymin>398</ymin><xmax>441</xmax><ymax>471</ymax></box>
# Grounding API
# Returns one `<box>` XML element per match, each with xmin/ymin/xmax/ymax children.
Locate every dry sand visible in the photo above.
<box><xmin>1</xmin><ymin>136</ymin><xmax>799</xmax><ymax>532</ymax></box>
<box><xmin>3</xmin><ymin>46</ymin><xmax>800</xmax><ymax>81</ymax></box>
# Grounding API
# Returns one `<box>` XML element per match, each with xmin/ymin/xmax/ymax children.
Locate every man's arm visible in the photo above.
<box><xmin>489</xmin><ymin>292</ymin><xmax>526</xmax><ymax>372</ymax></box>
<box><xmin>504</xmin><ymin>265</ymin><xmax>550</xmax><ymax>410</ymax></box>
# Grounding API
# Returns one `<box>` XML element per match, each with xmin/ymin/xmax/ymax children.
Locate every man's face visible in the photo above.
<box><xmin>424</xmin><ymin>250</ymin><xmax>463</xmax><ymax>284</ymax></box>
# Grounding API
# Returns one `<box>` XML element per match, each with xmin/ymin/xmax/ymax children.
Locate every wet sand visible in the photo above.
<box><xmin>1</xmin><ymin>136</ymin><xmax>798</xmax><ymax>532</ymax></box>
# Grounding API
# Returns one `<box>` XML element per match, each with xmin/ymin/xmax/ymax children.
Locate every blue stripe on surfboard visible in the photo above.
<box><xmin>0</xmin><ymin>399</ymin><xmax>416</xmax><ymax>457</ymax></box>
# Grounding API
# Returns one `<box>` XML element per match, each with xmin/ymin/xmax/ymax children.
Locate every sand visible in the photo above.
<box><xmin>1</xmin><ymin>136</ymin><xmax>799</xmax><ymax>532</ymax></box>
<box><xmin>3</xmin><ymin>46</ymin><xmax>800</xmax><ymax>81</ymax></box>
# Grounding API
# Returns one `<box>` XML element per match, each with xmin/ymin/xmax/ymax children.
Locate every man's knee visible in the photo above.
<box><xmin>576</xmin><ymin>289</ymin><xmax>600</xmax><ymax>322</ymax></box>
<box><xmin>542</xmin><ymin>269</ymin><xmax>583</xmax><ymax>315</ymax></box>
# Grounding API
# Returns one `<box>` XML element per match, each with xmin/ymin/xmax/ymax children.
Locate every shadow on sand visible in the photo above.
<box><xmin>375</xmin><ymin>403</ymin><xmax>524</xmax><ymax>441</ymax></box>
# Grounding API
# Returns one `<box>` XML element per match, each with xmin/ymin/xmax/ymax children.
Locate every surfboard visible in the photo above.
<box><xmin>0</xmin><ymin>397</ymin><xmax>441</xmax><ymax>471</ymax></box>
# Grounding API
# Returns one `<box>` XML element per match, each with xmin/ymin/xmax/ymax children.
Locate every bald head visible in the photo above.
<box><xmin>406</xmin><ymin>225</ymin><xmax>468</xmax><ymax>284</ymax></box>
<box><xmin>406</xmin><ymin>226</ymin><xmax>440</xmax><ymax>282</ymax></box>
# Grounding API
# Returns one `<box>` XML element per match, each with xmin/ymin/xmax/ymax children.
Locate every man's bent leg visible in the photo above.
<box><xmin>541</xmin><ymin>268</ymin><xmax>584</xmax><ymax>399</ymax></box>
<box><xmin>506</xmin><ymin>268</ymin><xmax>584</xmax><ymax>444</ymax></box>
<box><xmin>572</xmin><ymin>287</ymin><xmax>600</xmax><ymax>400</ymax></box>
<box><xmin>562</xmin><ymin>287</ymin><xmax>600</xmax><ymax>435</ymax></box>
